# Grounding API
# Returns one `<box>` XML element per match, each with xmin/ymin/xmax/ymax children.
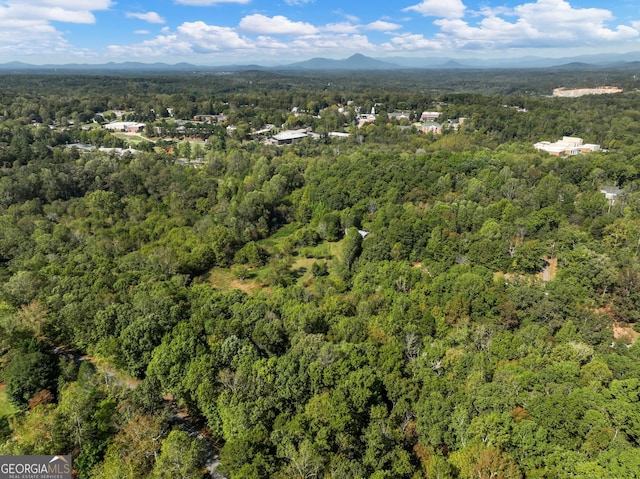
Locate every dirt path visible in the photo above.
<box><xmin>537</xmin><ymin>257</ymin><xmax>558</xmax><ymax>282</ymax></box>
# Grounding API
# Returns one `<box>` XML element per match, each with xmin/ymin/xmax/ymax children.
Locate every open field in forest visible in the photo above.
<box><xmin>205</xmin><ymin>224</ymin><xmax>345</xmax><ymax>294</ymax></box>
<box><xmin>0</xmin><ymin>384</ymin><xmax>17</xmax><ymax>418</ymax></box>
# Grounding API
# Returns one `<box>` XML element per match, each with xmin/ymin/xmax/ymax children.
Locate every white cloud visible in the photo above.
<box><xmin>0</xmin><ymin>21</ymin><xmax>61</xmax><ymax>45</ymax></box>
<box><xmin>107</xmin><ymin>20</ymin><xmax>379</xmax><ymax>63</ymax></box>
<box><xmin>432</xmin><ymin>0</ymin><xmax>639</xmax><ymax>50</ymax></box>
<box><xmin>322</xmin><ymin>22</ymin><xmax>359</xmax><ymax>34</ymax></box>
<box><xmin>174</xmin><ymin>0</ymin><xmax>250</xmax><ymax>5</ymax></box>
<box><xmin>108</xmin><ymin>35</ymin><xmax>192</xmax><ymax>58</ymax></box>
<box><xmin>17</xmin><ymin>0</ymin><xmax>633</xmax><ymax>64</ymax></box>
<box><xmin>512</xmin><ymin>0</ymin><xmax>638</xmax><ymax>42</ymax></box>
<box><xmin>239</xmin><ymin>14</ymin><xmax>318</xmax><ymax>35</ymax></box>
<box><xmin>0</xmin><ymin>0</ymin><xmax>112</xmax><ymax>58</ymax></box>
<box><xmin>515</xmin><ymin>0</ymin><xmax>609</xmax><ymax>26</ymax></box>
<box><xmin>287</xmin><ymin>34</ymin><xmax>375</xmax><ymax>54</ymax></box>
<box><xmin>177</xmin><ymin>21</ymin><xmax>253</xmax><ymax>51</ymax></box>
<box><xmin>108</xmin><ymin>21</ymin><xmax>254</xmax><ymax>58</ymax></box>
<box><xmin>254</xmin><ymin>36</ymin><xmax>288</xmax><ymax>49</ymax></box>
<box><xmin>0</xmin><ymin>0</ymin><xmax>112</xmax><ymax>24</ymax></box>
<box><xmin>404</xmin><ymin>0</ymin><xmax>466</xmax><ymax>19</ymax></box>
<box><xmin>366</xmin><ymin>20</ymin><xmax>402</xmax><ymax>32</ymax></box>
<box><xmin>476</xmin><ymin>6</ymin><xmax>512</xmax><ymax>17</ymax></box>
<box><xmin>6</xmin><ymin>6</ymin><xmax>94</xmax><ymax>23</ymax></box>
<box><xmin>0</xmin><ymin>27</ymin><xmax>97</xmax><ymax>60</ymax></box>
<box><xmin>382</xmin><ymin>33</ymin><xmax>445</xmax><ymax>51</ymax></box>
<box><xmin>319</xmin><ymin>19</ymin><xmax>402</xmax><ymax>35</ymax></box>
<box><xmin>126</xmin><ymin>11</ymin><xmax>166</xmax><ymax>24</ymax></box>
<box><xmin>257</xmin><ymin>32</ymin><xmax>375</xmax><ymax>59</ymax></box>
<box><xmin>434</xmin><ymin>17</ymin><xmax>529</xmax><ymax>51</ymax></box>
<box><xmin>332</xmin><ymin>10</ymin><xmax>359</xmax><ymax>24</ymax></box>
<box><xmin>284</xmin><ymin>0</ymin><xmax>315</xmax><ymax>5</ymax></box>
<box><xmin>34</xmin><ymin>0</ymin><xmax>112</xmax><ymax>9</ymax></box>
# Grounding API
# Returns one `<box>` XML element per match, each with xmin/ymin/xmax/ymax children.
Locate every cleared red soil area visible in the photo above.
<box><xmin>612</xmin><ymin>322</ymin><xmax>640</xmax><ymax>344</ymax></box>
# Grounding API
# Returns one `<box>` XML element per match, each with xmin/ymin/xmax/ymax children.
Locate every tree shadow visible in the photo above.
<box><xmin>293</xmin><ymin>266</ymin><xmax>308</xmax><ymax>279</ymax></box>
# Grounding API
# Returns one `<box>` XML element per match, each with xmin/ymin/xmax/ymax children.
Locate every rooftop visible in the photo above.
<box><xmin>272</xmin><ymin>129</ymin><xmax>308</xmax><ymax>141</ymax></box>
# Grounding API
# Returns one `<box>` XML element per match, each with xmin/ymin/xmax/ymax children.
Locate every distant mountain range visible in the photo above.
<box><xmin>1</xmin><ymin>52</ymin><xmax>640</xmax><ymax>73</ymax></box>
<box><xmin>280</xmin><ymin>54</ymin><xmax>398</xmax><ymax>71</ymax></box>
<box><xmin>383</xmin><ymin>51</ymin><xmax>640</xmax><ymax>69</ymax></box>
<box><xmin>0</xmin><ymin>61</ymin><xmax>255</xmax><ymax>73</ymax></box>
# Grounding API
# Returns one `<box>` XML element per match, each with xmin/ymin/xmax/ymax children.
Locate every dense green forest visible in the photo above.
<box><xmin>1</xmin><ymin>70</ymin><xmax>640</xmax><ymax>478</ymax></box>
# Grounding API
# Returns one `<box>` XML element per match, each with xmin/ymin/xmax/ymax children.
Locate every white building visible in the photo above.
<box><xmin>600</xmin><ymin>187</ymin><xmax>623</xmax><ymax>204</ymax></box>
<box><xmin>534</xmin><ymin>136</ymin><xmax>600</xmax><ymax>156</ymax></box>
<box><xmin>104</xmin><ymin>122</ymin><xmax>146</xmax><ymax>133</ymax></box>
<box><xmin>328</xmin><ymin>132</ymin><xmax>350</xmax><ymax>139</ymax></box>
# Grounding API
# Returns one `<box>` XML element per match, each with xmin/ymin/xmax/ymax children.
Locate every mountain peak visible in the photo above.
<box><xmin>284</xmin><ymin>53</ymin><xmax>398</xmax><ymax>71</ymax></box>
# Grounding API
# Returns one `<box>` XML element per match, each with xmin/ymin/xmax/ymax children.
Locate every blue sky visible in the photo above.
<box><xmin>1</xmin><ymin>0</ymin><xmax>640</xmax><ymax>64</ymax></box>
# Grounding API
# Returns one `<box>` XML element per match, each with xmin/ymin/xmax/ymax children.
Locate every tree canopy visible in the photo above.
<box><xmin>2</xmin><ymin>69</ymin><xmax>640</xmax><ymax>478</ymax></box>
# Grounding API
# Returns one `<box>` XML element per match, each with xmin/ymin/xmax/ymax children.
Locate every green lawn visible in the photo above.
<box><xmin>0</xmin><ymin>384</ymin><xmax>17</xmax><ymax>418</ymax></box>
<box><xmin>257</xmin><ymin>223</ymin><xmax>300</xmax><ymax>252</ymax></box>
<box><xmin>300</xmin><ymin>242</ymin><xmax>332</xmax><ymax>259</ymax></box>
<box><xmin>203</xmin><ymin>224</ymin><xmax>347</xmax><ymax>295</ymax></box>
<box><xmin>291</xmin><ymin>257</ymin><xmax>317</xmax><ymax>287</ymax></box>
<box><xmin>205</xmin><ymin>266</ymin><xmax>266</xmax><ymax>294</ymax></box>
<box><xmin>268</xmin><ymin>223</ymin><xmax>299</xmax><ymax>240</ymax></box>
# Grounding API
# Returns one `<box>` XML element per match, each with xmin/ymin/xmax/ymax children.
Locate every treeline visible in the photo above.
<box><xmin>1</xmin><ymin>80</ymin><xmax>640</xmax><ymax>478</ymax></box>
<box><xmin>1</xmin><ymin>71</ymin><xmax>640</xmax><ymax>145</ymax></box>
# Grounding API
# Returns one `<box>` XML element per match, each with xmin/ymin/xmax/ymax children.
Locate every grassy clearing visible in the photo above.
<box><xmin>257</xmin><ymin>223</ymin><xmax>300</xmax><ymax>253</ymax></box>
<box><xmin>328</xmin><ymin>240</ymin><xmax>345</xmax><ymax>262</ymax></box>
<box><xmin>291</xmin><ymin>257</ymin><xmax>317</xmax><ymax>286</ymax></box>
<box><xmin>269</xmin><ymin>223</ymin><xmax>299</xmax><ymax>240</ymax></box>
<box><xmin>205</xmin><ymin>267</ymin><xmax>266</xmax><ymax>295</ymax></box>
<box><xmin>0</xmin><ymin>384</ymin><xmax>17</xmax><ymax>418</ymax></box>
<box><xmin>300</xmin><ymin>242</ymin><xmax>332</xmax><ymax>259</ymax></box>
<box><xmin>203</xmin><ymin>223</ymin><xmax>347</xmax><ymax>295</ymax></box>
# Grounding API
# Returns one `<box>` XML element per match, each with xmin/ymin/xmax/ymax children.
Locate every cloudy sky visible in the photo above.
<box><xmin>1</xmin><ymin>0</ymin><xmax>639</xmax><ymax>64</ymax></box>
